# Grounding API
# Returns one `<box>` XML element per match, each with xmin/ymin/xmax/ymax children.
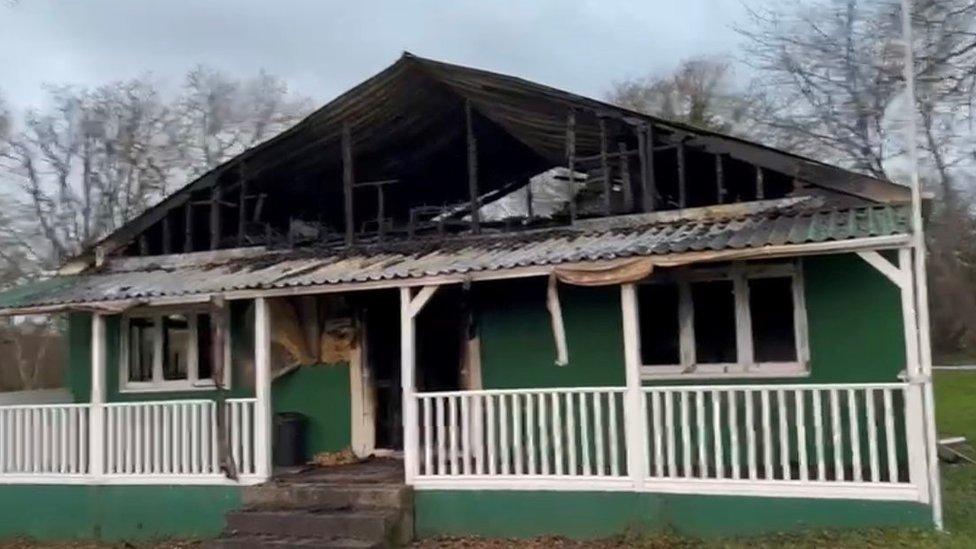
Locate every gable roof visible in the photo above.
<box><xmin>87</xmin><ymin>53</ymin><xmax>911</xmax><ymax>264</ymax></box>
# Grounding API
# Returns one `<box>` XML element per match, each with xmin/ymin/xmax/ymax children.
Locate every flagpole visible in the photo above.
<box><xmin>899</xmin><ymin>0</ymin><xmax>943</xmax><ymax>531</ymax></box>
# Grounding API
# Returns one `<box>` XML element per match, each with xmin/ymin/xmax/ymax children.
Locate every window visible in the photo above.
<box><xmin>120</xmin><ymin>309</ymin><xmax>229</xmax><ymax>392</ymax></box>
<box><xmin>633</xmin><ymin>261</ymin><xmax>808</xmax><ymax>379</ymax></box>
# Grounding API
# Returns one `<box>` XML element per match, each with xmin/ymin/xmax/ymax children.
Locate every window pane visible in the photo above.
<box><xmin>750</xmin><ymin>277</ymin><xmax>797</xmax><ymax>362</ymax></box>
<box><xmin>128</xmin><ymin>318</ymin><xmax>154</xmax><ymax>382</ymax></box>
<box><xmin>162</xmin><ymin>314</ymin><xmax>190</xmax><ymax>381</ymax></box>
<box><xmin>197</xmin><ymin>314</ymin><xmax>214</xmax><ymax>381</ymax></box>
<box><xmin>692</xmin><ymin>280</ymin><xmax>736</xmax><ymax>363</ymax></box>
<box><xmin>637</xmin><ymin>283</ymin><xmax>680</xmax><ymax>365</ymax></box>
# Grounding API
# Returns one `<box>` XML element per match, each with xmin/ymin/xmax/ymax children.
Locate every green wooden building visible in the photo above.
<box><xmin>0</xmin><ymin>54</ymin><xmax>941</xmax><ymax>545</ymax></box>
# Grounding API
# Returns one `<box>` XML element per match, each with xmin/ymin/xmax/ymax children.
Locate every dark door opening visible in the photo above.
<box><xmin>415</xmin><ymin>286</ymin><xmax>465</xmax><ymax>393</ymax></box>
<box><xmin>360</xmin><ymin>286</ymin><xmax>468</xmax><ymax>452</ymax></box>
<box><xmin>362</xmin><ymin>290</ymin><xmax>402</xmax><ymax>451</ymax></box>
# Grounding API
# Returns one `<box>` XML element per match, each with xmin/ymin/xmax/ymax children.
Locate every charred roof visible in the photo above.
<box><xmin>83</xmin><ymin>53</ymin><xmax>911</xmax><ymax>268</ymax></box>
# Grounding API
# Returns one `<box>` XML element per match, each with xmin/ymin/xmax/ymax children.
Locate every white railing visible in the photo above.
<box><xmin>0</xmin><ymin>404</ymin><xmax>90</xmax><ymax>475</ymax></box>
<box><xmin>415</xmin><ymin>387</ymin><xmax>628</xmax><ymax>480</ymax></box>
<box><xmin>104</xmin><ymin>398</ymin><xmax>256</xmax><ymax>478</ymax></box>
<box><xmin>641</xmin><ymin>383</ymin><xmax>911</xmax><ymax>486</ymax></box>
<box><xmin>412</xmin><ymin>382</ymin><xmax>921</xmax><ymax>500</ymax></box>
<box><xmin>0</xmin><ymin>398</ymin><xmax>258</xmax><ymax>484</ymax></box>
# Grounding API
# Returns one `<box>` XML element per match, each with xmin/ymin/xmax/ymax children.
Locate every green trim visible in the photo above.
<box><xmin>415</xmin><ymin>490</ymin><xmax>932</xmax><ymax>539</ymax></box>
<box><xmin>0</xmin><ymin>485</ymin><xmax>241</xmax><ymax>541</ymax></box>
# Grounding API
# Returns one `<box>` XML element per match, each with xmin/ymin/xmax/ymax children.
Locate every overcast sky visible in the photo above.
<box><xmin>0</xmin><ymin>1</ymin><xmax>747</xmax><ymax>110</ymax></box>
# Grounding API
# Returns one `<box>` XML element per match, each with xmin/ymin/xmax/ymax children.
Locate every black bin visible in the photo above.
<box><xmin>273</xmin><ymin>412</ymin><xmax>308</xmax><ymax>467</ymax></box>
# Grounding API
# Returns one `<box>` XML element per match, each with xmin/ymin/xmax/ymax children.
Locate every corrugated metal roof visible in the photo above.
<box><xmin>0</xmin><ymin>204</ymin><xmax>910</xmax><ymax>312</ymax></box>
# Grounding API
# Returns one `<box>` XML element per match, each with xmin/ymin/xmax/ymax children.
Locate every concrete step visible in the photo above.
<box><xmin>225</xmin><ymin>509</ymin><xmax>400</xmax><ymax>544</ymax></box>
<box><xmin>209</xmin><ymin>532</ymin><xmax>382</xmax><ymax>549</ymax></box>
<box><xmin>244</xmin><ymin>483</ymin><xmax>411</xmax><ymax>511</ymax></box>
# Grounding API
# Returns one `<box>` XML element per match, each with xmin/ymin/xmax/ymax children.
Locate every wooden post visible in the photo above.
<box><xmin>139</xmin><ymin>235</ymin><xmax>149</xmax><ymax>256</ymax></box>
<box><xmin>677</xmin><ymin>140</ymin><xmax>687</xmax><ymax>208</ymax></box>
<box><xmin>377</xmin><ymin>186</ymin><xmax>387</xmax><ymax>240</ymax></box>
<box><xmin>599</xmin><ymin>117</ymin><xmax>612</xmax><ymax>215</ymax></box>
<box><xmin>238</xmin><ymin>165</ymin><xmax>248</xmax><ymax>246</ymax></box>
<box><xmin>525</xmin><ymin>179</ymin><xmax>534</xmax><ymax>219</ymax></box>
<box><xmin>210</xmin><ymin>184</ymin><xmax>222</xmax><ymax>250</ymax></box>
<box><xmin>162</xmin><ymin>215</ymin><xmax>172</xmax><ymax>255</ymax></box>
<box><xmin>342</xmin><ymin>122</ymin><xmax>355</xmax><ymax>245</ymax></box>
<box><xmin>715</xmin><ymin>154</ymin><xmax>725</xmax><ymax>204</ymax></box>
<box><xmin>638</xmin><ymin>124</ymin><xmax>657</xmax><ymax>212</ymax></box>
<box><xmin>566</xmin><ymin>110</ymin><xmax>577</xmax><ymax>223</ymax></box>
<box><xmin>89</xmin><ymin>313</ymin><xmax>106</xmax><ymax>478</ymax></box>
<box><xmin>756</xmin><ymin>166</ymin><xmax>765</xmax><ymax>200</ymax></box>
<box><xmin>401</xmin><ymin>287</ymin><xmax>418</xmax><ymax>483</ymax></box>
<box><xmin>465</xmin><ymin>100</ymin><xmax>481</xmax><ymax>234</ymax></box>
<box><xmin>620</xmin><ymin>284</ymin><xmax>646</xmax><ymax>490</ymax></box>
<box><xmin>254</xmin><ymin>297</ymin><xmax>273</xmax><ymax>480</ymax></box>
<box><xmin>184</xmin><ymin>201</ymin><xmax>194</xmax><ymax>253</ymax></box>
<box><xmin>618</xmin><ymin>142</ymin><xmax>633</xmax><ymax>212</ymax></box>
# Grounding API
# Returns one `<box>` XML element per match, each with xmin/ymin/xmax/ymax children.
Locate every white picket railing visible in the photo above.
<box><xmin>0</xmin><ymin>398</ymin><xmax>257</xmax><ymax>483</ymax></box>
<box><xmin>415</xmin><ymin>387</ymin><xmax>628</xmax><ymax>480</ymax></box>
<box><xmin>641</xmin><ymin>384</ymin><xmax>912</xmax><ymax>486</ymax></box>
<box><xmin>0</xmin><ymin>404</ymin><xmax>90</xmax><ymax>475</ymax></box>
<box><xmin>412</xmin><ymin>382</ymin><xmax>921</xmax><ymax>500</ymax></box>
<box><xmin>104</xmin><ymin>398</ymin><xmax>256</xmax><ymax>478</ymax></box>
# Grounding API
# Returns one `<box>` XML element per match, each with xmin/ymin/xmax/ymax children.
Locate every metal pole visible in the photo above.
<box><xmin>900</xmin><ymin>0</ymin><xmax>943</xmax><ymax>530</ymax></box>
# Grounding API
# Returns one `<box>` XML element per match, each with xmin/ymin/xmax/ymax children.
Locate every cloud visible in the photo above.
<box><xmin>0</xmin><ymin>0</ymin><xmax>745</xmax><ymax>108</ymax></box>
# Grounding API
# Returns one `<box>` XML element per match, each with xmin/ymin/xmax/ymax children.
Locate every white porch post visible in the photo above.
<box><xmin>89</xmin><ymin>313</ymin><xmax>106</xmax><ymax>478</ymax></box>
<box><xmin>896</xmin><ymin>249</ymin><xmax>930</xmax><ymax>504</ymax></box>
<box><xmin>254</xmin><ymin>297</ymin><xmax>273</xmax><ymax>480</ymax></box>
<box><xmin>620</xmin><ymin>284</ymin><xmax>646</xmax><ymax>489</ymax></box>
<box><xmin>400</xmin><ymin>287</ymin><xmax>418</xmax><ymax>483</ymax></box>
<box><xmin>401</xmin><ymin>284</ymin><xmax>439</xmax><ymax>484</ymax></box>
<box><xmin>858</xmin><ymin>248</ymin><xmax>931</xmax><ymax>504</ymax></box>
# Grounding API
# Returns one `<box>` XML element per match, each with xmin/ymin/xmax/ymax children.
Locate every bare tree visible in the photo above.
<box><xmin>738</xmin><ymin>0</ymin><xmax>976</xmax><ymax>358</ymax></box>
<box><xmin>0</xmin><ymin>79</ymin><xmax>175</xmax><ymax>266</ymax></box>
<box><xmin>607</xmin><ymin>56</ymin><xmax>749</xmax><ymax>133</ymax></box>
<box><xmin>0</xmin><ymin>68</ymin><xmax>311</xmax><ymax>268</ymax></box>
<box><xmin>174</xmin><ymin>66</ymin><xmax>312</xmax><ymax>177</ymax></box>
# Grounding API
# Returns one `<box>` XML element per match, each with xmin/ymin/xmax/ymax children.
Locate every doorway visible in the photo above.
<box><xmin>360</xmin><ymin>286</ymin><xmax>467</xmax><ymax>453</ymax></box>
<box><xmin>362</xmin><ymin>290</ymin><xmax>402</xmax><ymax>451</ymax></box>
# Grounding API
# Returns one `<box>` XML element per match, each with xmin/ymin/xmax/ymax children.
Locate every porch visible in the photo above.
<box><xmin>0</xmin><ymin>251</ymin><xmax>934</xmax><ymax>507</ymax></box>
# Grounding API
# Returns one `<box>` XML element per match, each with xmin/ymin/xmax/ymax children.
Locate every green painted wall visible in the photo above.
<box><xmin>474</xmin><ymin>254</ymin><xmax>910</xmax><ymax>477</ymax></box>
<box><xmin>272</xmin><ymin>364</ymin><xmax>352</xmax><ymax>458</ymax></box>
<box><xmin>0</xmin><ymin>485</ymin><xmax>241</xmax><ymax>541</ymax></box>
<box><xmin>803</xmin><ymin>254</ymin><xmax>906</xmax><ymax>383</ymax></box>
<box><xmin>476</xmin><ymin>254</ymin><xmax>906</xmax><ymax>389</ymax></box>
<box><xmin>477</xmin><ymin>280</ymin><xmax>625</xmax><ymax>388</ymax></box>
<box><xmin>415</xmin><ymin>490</ymin><xmax>931</xmax><ymax>539</ymax></box>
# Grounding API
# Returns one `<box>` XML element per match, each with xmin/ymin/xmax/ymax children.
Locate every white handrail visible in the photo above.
<box><xmin>0</xmin><ymin>398</ymin><xmax>259</xmax><ymax>484</ymax></box>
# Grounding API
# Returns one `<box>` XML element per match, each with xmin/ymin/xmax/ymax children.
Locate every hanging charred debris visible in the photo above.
<box><xmin>100</xmin><ymin>53</ymin><xmax>905</xmax><ymax>261</ymax></box>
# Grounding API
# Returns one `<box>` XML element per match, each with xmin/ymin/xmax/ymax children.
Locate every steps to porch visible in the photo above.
<box><xmin>213</xmin><ymin>458</ymin><xmax>412</xmax><ymax>549</ymax></box>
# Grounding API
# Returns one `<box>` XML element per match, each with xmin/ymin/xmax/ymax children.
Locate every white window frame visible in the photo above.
<box><xmin>119</xmin><ymin>306</ymin><xmax>232</xmax><ymax>393</ymax></box>
<box><xmin>632</xmin><ymin>260</ymin><xmax>810</xmax><ymax>380</ymax></box>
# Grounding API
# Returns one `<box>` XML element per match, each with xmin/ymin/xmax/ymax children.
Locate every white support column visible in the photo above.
<box><xmin>401</xmin><ymin>284</ymin><xmax>440</xmax><ymax>484</ymax></box>
<box><xmin>857</xmin><ymin>248</ymin><xmax>930</xmax><ymax>503</ymax></box>
<box><xmin>895</xmin><ymin>249</ymin><xmax>930</xmax><ymax>503</ymax></box>
<box><xmin>254</xmin><ymin>297</ymin><xmax>273</xmax><ymax>480</ymax></box>
<box><xmin>620</xmin><ymin>284</ymin><xmax>646</xmax><ymax>489</ymax></box>
<box><xmin>89</xmin><ymin>313</ymin><xmax>106</xmax><ymax>478</ymax></box>
<box><xmin>400</xmin><ymin>287</ymin><xmax>419</xmax><ymax>483</ymax></box>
